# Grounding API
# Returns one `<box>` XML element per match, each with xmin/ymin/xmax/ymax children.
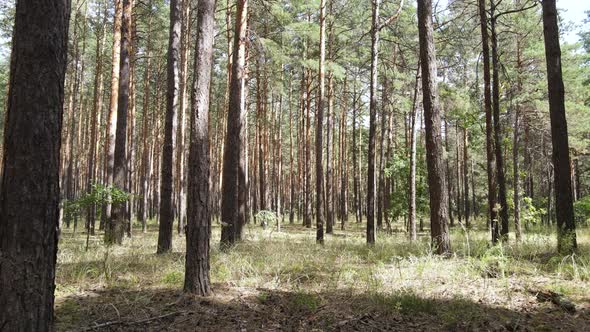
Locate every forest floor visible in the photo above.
<box><xmin>54</xmin><ymin>218</ymin><xmax>590</xmax><ymax>331</ymax></box>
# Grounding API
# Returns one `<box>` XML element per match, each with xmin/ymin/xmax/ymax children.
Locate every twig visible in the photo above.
<box><xmin>79</xmin><ymin>311</ymin><xmax>188</xmax><ymax>331</ymax></box>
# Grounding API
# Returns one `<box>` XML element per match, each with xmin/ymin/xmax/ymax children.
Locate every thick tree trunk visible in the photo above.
<box><xmin>184</xmin><ymin>0</ymin><xmax>215</xmax><ymax>296</ymax></box>
<box><xmin>0</xmin><ymin>0</ymin><xmax>69</xmax><ymax>329</ymax></box>
<box><xmin>417</xmin><ymin>0</ymin><xmax>451</xmax><ymax>255</ymax></box>
<box><xmin>541</xmin><ymin>0</ymin><xmax>577</xmax><ymax>253</ymax></box>
<box><xmin>158</xmin><ymin>0</ymin><xmax>181</xmax><ymax>254</ymax></box>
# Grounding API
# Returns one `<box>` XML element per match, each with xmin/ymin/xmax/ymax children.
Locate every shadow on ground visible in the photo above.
<box><xmin>55</xmin><ymin>283</ymin><xmax>590</xmax><ymax>331</ymax></box>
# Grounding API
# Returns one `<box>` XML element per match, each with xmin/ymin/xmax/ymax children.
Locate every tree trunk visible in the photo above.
<box><xmin>184</xmin><ymin>0</ymin><xmax>215</xmax><ymax>296</ymax></box>
<box><xmin>490</xmin><ymin>0</ymin><xmax>509</xmax><ymax>241</ymax></box>
<box><xmin>87</xmin><ymin>4</ymin><xmax>107</xmax><ymax>236</ymax></box>
<box><xmin>417</xmin><ymin>0</ymin><xmax>451</xmax><ymax>255</ymax></box>
<box><xmin>0</xmin><ymin>0</ymin><xmax>69</xmax><ymax>329</ymax></box>
<box><xmin>158</xmin><ymin>0</ymin><xmax>182</xmax><ymax>254</ymax></box>
<box><xmin>106</xmin><ymin>0</ymin><xmax>132</xmax><ymax>245</ymax></box>
<box><xmin>352</xmin><ymin>80</ymin><xmax>361</xmax><ymax>224</ymax></box>
<box><xmin>478</xmin><ymin>0</ymin><xmax>498</xmax><ymax>242</ymax></box>
<box><xmin>367</xmin><ymin>0</ymin><xmax>380</xmax><ymax>245</ymax></box>
<box><xmin>541</xmin><ymin>0</ymin><xmax>577</xmax><ymax>253</ymax></box>
<box><xmin>316</xmin><ymin>0</ymin><xmax>327</xmax><ymax>244</ymax></box>
<box><xmin>463</xmin><ymin>127</ymin><xmax>470</xmax><ymax>228</ymax></box>
<box><xmin>408</xmin><ymin>67</ymin><xmax>420</xmax><ymax>241</ymax></box>
<box><xmin>221</xmin><ymin>0</ymin><xmax>248</xmax><ymax>246</ymax></box>
<box><xmin>104</xmin><ymin>0</ymin><xmax>123</xmax><ymax>226</ymax></box>
<box><xmin>140</xmin><ymin>4</ymin><xmax>153</xmax><ymax>232</ymax></box>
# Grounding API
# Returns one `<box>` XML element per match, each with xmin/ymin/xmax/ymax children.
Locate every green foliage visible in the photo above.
<box><xmin>521</xmin><ymin>197</ymin><xmax>547</xmax><ymax>229</ymax></box>
<box><xmin>574</xmin><ymin>195</ymin><xmax>590</xmax><ymax>225</ymax></box>
<box><xmin>63</xmin><ymin>183</ymin><xmax>132</xmax><ymax>222</ymax></box>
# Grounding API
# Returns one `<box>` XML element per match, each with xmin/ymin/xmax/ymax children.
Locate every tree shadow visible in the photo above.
<box><xmin>55</xmin><ymin>283</ymin><xmax>590</xmax><ymax>331</ymax></box>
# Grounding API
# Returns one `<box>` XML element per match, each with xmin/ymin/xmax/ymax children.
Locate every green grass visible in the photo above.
<box><xmin>54</xmin><ymin>217</ymin><xmax>590</xmax><ymax>330</ymax></box>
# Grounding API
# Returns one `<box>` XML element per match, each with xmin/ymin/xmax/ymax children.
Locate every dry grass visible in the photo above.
<box><xmin>54</xmin><ymin>218</ymin><xmax>590</xmax><ymax>331</ymax></box>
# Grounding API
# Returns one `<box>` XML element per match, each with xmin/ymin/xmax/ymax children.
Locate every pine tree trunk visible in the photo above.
<box><xmin>490</xmin><ymin>0</ymin><xmax>509</xmax><ymax>241</ymax></box>
<box><xmin>541</xmin><ymin>0</ymin><xmax>577</xmax><ymax>253</ymax></box>
<box><xmin>478</xmin><ymin>0</ymin><xmax>498</xmax><ymax>241</ymax></box>
<box><xmin>184</xmin><ymin>0</ymin><xmax>215</xmax><ymax>296</ymax></box>
<box><xmin>221</xmin><ymin>0</ymin><xmax>248</xmax><ymax>246</ymax></box>
<box><xmin>408</xmin><ymin>68</ymin><xmax>420</xmax><ymax>241</ymax></box>
<box><xmin>0</xmin><ymin>0</ymin><xmax>69</xmax><ymax>329</ymax></box>
<box><xmin>418</xmin><ymin>0</ymin><xmax>451</xmax><ymax>255</ymax></box>
<box><xmin>106</xmin><ymin>0</ymin><xmax>132</xmax><ymax>245</ymax></box>
<box><xmin>367</xmin><ymin>0</ymin><xmax>380</xmax><ymax>245</ymax></box>
<box><xmin>158</xmin><ymin>0</ymin><xmax>181</xmax><ymax>254</ymax></box>
<box><xmin>314</xmin><ymin>0</ymin><xmax>327</xmax><ymax>244</ymax></box>
<box><xmin>104</xmin><ymin>0</ymin><xmax>123</xmax><ymax>226</ymax></box>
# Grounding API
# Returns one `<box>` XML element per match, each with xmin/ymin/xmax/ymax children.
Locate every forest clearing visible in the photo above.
<box><xmin>1</xmin><ymin>0</ymin><xmax>590</xmax><ymax>330</ymax></box>
<box><xmin>55</xmin><ymin>221</ymin><xmax>590</xmax><ymax>331</ymax></box>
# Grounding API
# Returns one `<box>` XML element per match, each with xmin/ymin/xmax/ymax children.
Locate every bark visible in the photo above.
<box><xmin>184</xmin><ymin>0</ymin><xmax>215</xmax><ymax>296</ymax></box>
<box><xmin>417</xmin><ymin>0</ymin><xmax>451</xmax><ymax>255</ymax></box>
<box><xmin>158</xmin><ymin>0</ymin><xmax>182</xmax><ymax>254</ymax></box>
<box><xmin>409</xmin><ymin>67</ymin><xmax>420</xmax><ymax>241</ymax></box>
<box><xmin>0</xmin><ymin>0</ymin><xmax>69</xmax><ymax>329</ymax></box>
<box><xmin>140</xmin><ymin>6</ymin><xmax>153</xmax><ymax>232</ymax></box>
<box><xmin>88</xmin><ymin>5</ymin><xmax>107</xmax><ymax>236</ymax></box>
<box><xmin>352</xmin><ymin>80</ymin><xmax>361</xmax><ymax>224</ymax></box>
<box><xmin>316</xmin><ymin>0</ymin><xmax>327</xmax><ymax>244</ymax></box>
<box><xmin>221</xmin><ymin>0</ymin><xmax>248</xmax><ymax>246</ymax></box>
<box><xmin>340</xmin><ymin>78</ymin><xmax>349</xmax><ymax>229</ymax></box>
<box><xmin>104</xmin><ymin>0</ymin><xmax>123</xmax><ymax>224</ymax></box>
<box><xmin>541</xmin><ymin>0</ymin><xmax>577</xmax><ymax>253</ymax></box>
<box><xmin>478</xmin><ymin>0</ymin><xmax>498</xmax><ymax>241</ymax></box>
<box><xmin>177</xmin><ymin>0</ymin><xmax>192</xmax><ymax>234</ymax></box>
<box><xmin>106</xmin><ymin>0</ymin><xmax>132</xmax><ymax>245</ymax></box>
<box><xmin>490</xmin><ymin>0</ymin><xmax>509</xmax><ymax>241</ymax></box>
<box><xmin>463</xmin><ymin>127</ymin><xmax>470</xmax><ymax>228</ymax></box>
<box><xmin>367</xmin><ymin>0</ymin><xmax>380</xmax><ymax>245</ymax></box>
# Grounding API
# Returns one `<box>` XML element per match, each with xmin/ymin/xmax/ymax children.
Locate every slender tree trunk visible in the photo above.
<box><xmin>408</xmin><ymin>67</ymin><xmax>420</xmax><ymax>241</ymax></box>
<box><xmin>88</xmin><ymin>5</ymin><xmax>107</xmax><ymax>236</ymax></box>
<box><xmin>352</xmin><ymin>81</ymin><xmax>361</xmax><ymax>224</ymax></box>
<box><xmin>0</xmin><ymin>0</ymin><xmax>69</xmax><ymax>329</ymax></box>
<box><xmin>158</xmin><ymin>0</ymin><xmax>181</xmax><ymax>254</ymax></box>
<box><xmin>104</xmin><ymin>0</ymin><xmax>123</xmax><ymax>227</ymax></box>
<box><xmin>315</xmin><ymin>0</ymin><xmax>327</xmax><ymax>244</ymax></box>
<box><xmin>367</xmin><ymin>0</ymin><xmax>380</xmax><ymax>245</ymax></box>
<box><xmin>463</xmin><ymin>127</ymin><xmax>470</xmax><ymax>228</ymax></box>
<box><xmin>542</xmin><ymin>0</ymin><xmax>577</xmax><ymax>253</ymax></box>
<box><xmin>478</xmin><ymin>0</ymin><xmax>498</xmax><ymax>242</ymax></box>
<box><xmin>184</xmin><ymin>0</ymin><xmax>215</xmax><ymax>296</ymax></box>
<box><xmin>140</xmin><ymin>5</ymin><xmax>152</xmax><ymax>232</ymax></box>
<box><xmin>490</xmin><ymin>0</ymin><xmax>509</xmax><ymax>241</ymax></box>
<box><xmin>221</xmin><ymin>0</ymin><xmax>248</xmax><ymax>246</ymax></box>
<box><xmin>340</xmin><ymin>78</ymin><xmax>349</xmax><ymax>229</ymax></box>
<box><xmin>106</xmin><ymin>0</ymin><xmax>132</xmax><ymax>245</ymax></box>
<box><xmin>177</xmin><ymin>0</ymin><xmax>191</xmax><ymax>234</ymax></box>
<box><xmin>418</xmin><ymin>0</ymin><xmax>451</xmax><ymax>255</ymax></box>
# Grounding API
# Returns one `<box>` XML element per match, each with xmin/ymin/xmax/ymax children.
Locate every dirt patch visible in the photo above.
<box><xmin>56</xmin><ymin>284</ymin><xmax>590</xmax><ymax>331</ymax></box>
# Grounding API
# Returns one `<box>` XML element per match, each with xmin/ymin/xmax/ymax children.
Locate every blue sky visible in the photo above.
<box><xmin>560</xmin><ymin>0</ymin><xmax>590</xmax><ymax>43</ymax></box>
